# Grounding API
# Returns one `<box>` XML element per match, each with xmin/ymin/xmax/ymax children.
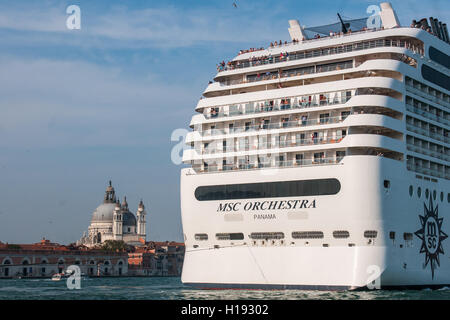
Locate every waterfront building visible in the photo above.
<box><xmin>77</xmin><ymin>181</ymin><xmax>147</xmax><ymax>247</ymax></box>
<box><xmin>128</xmin><ymin>241</ymin><xmax>185</xmax><ymax>276</ymax></box>
<box><xmin>0</xmin><ymin>239</ymin><xmax>128</xmax><ymax>278</ymax></box>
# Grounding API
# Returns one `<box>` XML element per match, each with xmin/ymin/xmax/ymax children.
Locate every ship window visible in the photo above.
<box><xmin>383</xmin><ymin>180</ymin><xmax>390</xmax><ymax>189</ymax></box>
<box><xmin>333</xmin><ymin>231</ymin><xmax>350</xmax><ymax>239</ymax></box>
<box><xmin>421</xmin><ymin>64</ymin><xmax>450</xmax><ymax>91</ymax></box>
<box><xmin>409</xmin><ymin>185</ymin><xmax>413</xmax><ymax>197</ymax></box>
<box><xmin>250</xmin><ymin>232</ymin><xmax>284</xmax><ymax>240</ymax></box>
<box><xmin>364</xmin><ymin>230</ymin><xmax>378</xmax><ymax>238</ymax></box>
<box><xmin>389</xmin><ymin>231</ymin><xmax>396</xmax><ymax>240</ymax></box>
<box><xmin>440</xmin><ymin>192</ymin><xmax>444</xmax><ymax>202</ymax></box>
<box><xmin>429</xmin><ymin>47</ymin><xmax>450</xmax><ymax>69</ymax></box>
<box><xmin>425</xmin><ymin>188</ymin><xmax>429</xmax><ymax>199</ymax></box>
<box><xmin>403</xmin><ymin>233</ymin><xmax>413</xmax><ymax>241</ymax></box>
<box><xmin>417</xmin><ymin>187</ymin><xmax>422</xmax><ymax>198</ymax></box>
<box><xmin>448</xmin><ymin>193</ymin><xmax>449</xmax><ymax>203</ymax></box>
<box><xmin>195</xmin><ymin>178</ymin><xmax>341</xmax><ymax>201</ymax></box>
<box><xmin>433</xmin><ymin>190</ymin><xmax>436</xmax><ymax>200</ymax></box>
<box><xmin>195</xmin><ymin>233</ymin><xmax>208</xmax><ymax>241</ymax></box>
<box><xmin>292</xmin><ymin>231</ymin><xmax>324</xmax><ymax>239</ymax></box>
<box><xmin>215</xmin><ymin>233</ymin><xmax>244</xmax><ymax>241</ymax></box>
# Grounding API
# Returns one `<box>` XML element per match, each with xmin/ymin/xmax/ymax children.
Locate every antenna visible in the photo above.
<box><xmin>337</xmin><ymin>13</ymin><xmax>349</xmax><ymax>33</ymax></box>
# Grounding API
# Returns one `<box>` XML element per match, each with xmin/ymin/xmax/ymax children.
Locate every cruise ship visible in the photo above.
<box><xmin>180</xmin><ymin>2</ymin><xmax>450</xmax><ymax>290</ymax></box>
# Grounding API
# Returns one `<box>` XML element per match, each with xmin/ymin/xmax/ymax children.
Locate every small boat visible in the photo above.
<box><xmin>51</xmin><ymin>273</ymin><xmax>63</xmax><ymax>281</ymax></box>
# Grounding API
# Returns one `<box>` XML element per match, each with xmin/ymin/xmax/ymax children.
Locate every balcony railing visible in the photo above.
<box><xmin>205</xmin><ymin>96</ymin><xmax>351</xmax><ymax>120</ymax></box>
<box><xmin>406</xmin><ymin>123</ymin><xmax>450</xmax><ymax>144</ymax></box>
<box><xmin>217</xmin><ymin>36</ymin><xmax>423</xmax><ymax>73</ymax></box>
<box><xmin>199</xmin><ymin>136</ymin><xmax>345</xmax><ymax>155</ymax></box>
<box><xmin>202</xmin><ymin>114</ymin><xmax>350</xmax><ymax>137</ymax></box>
<box><xmin>200</xmin><ymin>156</ymin><xmax>343</xmax><ymax>173</ymax></box>
<box><xmin>220</xmin><ymin>60</ymin><xmax>353</xmax><ymax>86</ymax></box>
<box><xmin>405</xmin><ymin>85</ymin><xmax>450</xmax><ymax>109</ymax></box>
<box><xmin>406</xmin><ymin>104</ymin><xmax>450</xmax><ymax>127</ymax></box>
<box><xmin>406</xmin><ymin>144</ymin><xmax>450</xmax><ymax>162</ymax></box>
<box><xmin>407</xmin><ymin>162</ymin><xmax>449</xmax><ymax>180</ymax></box>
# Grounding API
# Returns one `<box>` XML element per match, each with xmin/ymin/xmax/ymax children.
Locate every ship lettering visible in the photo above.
<box><xmin>217</xmin><ymin>199</ymin><xmax>316</xmax><ymax>212</ymax></box>
<box><xmin>254</xmin><ymin>213</ymin><xmax>276</xmax><ymax>220</ymax></box>
<box><xmin>217</xmin><ymin>202</ymin><xmax>241</xmax><ymax>212</ymax></box>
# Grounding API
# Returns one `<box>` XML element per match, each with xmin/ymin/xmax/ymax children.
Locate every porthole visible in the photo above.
<box><xmin>195</xmin><ymin>233</ymin><xmax>208</xmax><ymax>241</ymax></box>
<box><xmin>417</xmin><ymin>187</ymin><xmax>422</xmax><ymax>198</ymax></box>
<box><xmin>333</xmin><ymin>230</ymin><xmax>350</xmax><ymax>239</ymax></box>
<box><xmin>409</xmin><ymin>185</ymin><xmax>413</xmax><ymax>197</ymax></box>
<box><xmin>433</xmin><ymin>190</ymin><xmax>436</xmax><ymax>200</ymax></box>
<box><xmin>403</xmin><ymin>233</ymin><xmax>413</xmax><ymax>241</ymax></box>
<box><xmin>364</xmin><ymin>230</ymin><xmax>378</xmax><ymax>238</ymax></box>
<box><xmin>292</xmin><ymin>231</ymin><xmax>324</xmax><ymax>239</ymax></box>
<box><xmin>440</xmin><ymin>192</ymin><xmax>444</xmax><ymax>202</ymax></box>
<box><xmin>425</xmin><ymin>188</ymin><xmax>429</xmax><ymax>199</ymax></box>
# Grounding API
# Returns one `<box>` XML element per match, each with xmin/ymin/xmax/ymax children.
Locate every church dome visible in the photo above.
<box><xmin>122</xmin><ymin>210</ymin><xmax>137</xmax><ymax>226</ymax></box>
<box><xmin>91</xmin><ymin>203</ymin><xmax>116</xmax><ymax>223</ymax></box>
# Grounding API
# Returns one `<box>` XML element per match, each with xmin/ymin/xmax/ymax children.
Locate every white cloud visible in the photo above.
<box><xmin>0</xmin><ymin>2</ymin><xmax>285</xmax><ymax>49</ymax></box>
<box><xmin>0</xmin><ymin>56</ymin><xmax>195</xmax><ymax>148</ymax></box>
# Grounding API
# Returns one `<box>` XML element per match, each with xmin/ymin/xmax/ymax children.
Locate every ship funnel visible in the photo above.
<box><xmin>443</xmin><ymin>23</ymin><xmax>449</xmax><ymax>43</ymax></box>
<box><xmin>288</xmin><ymin>19</ymin><xmax>305</xmax><ymax>42</ymax></box>
<box><xmin>379</xmin><ymin>2</ymin><xmax>400</xmax><ymax>29</ymax></box>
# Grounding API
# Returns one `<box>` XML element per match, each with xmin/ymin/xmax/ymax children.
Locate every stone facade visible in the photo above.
<box><xmin>128</xmin><ymin>241</ymin><xmax>185</xmax><ymax>276</ymax></box>
<box><xmin>0</xmin><ymin>239</ymin><xmax>128</xmax><ymax>278</ymax></box>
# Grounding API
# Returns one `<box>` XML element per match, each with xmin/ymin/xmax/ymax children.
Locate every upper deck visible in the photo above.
<box><xmin>183</xmin><ymin>2</ymin><xmax>450</xmax><ymax>179</ymax></box>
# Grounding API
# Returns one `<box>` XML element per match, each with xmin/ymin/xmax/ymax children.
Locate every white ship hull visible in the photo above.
<box><xmin>180</xmin><ymin>156</ymin><xmax>450</xmax><ymax>289</ymax></box>
<box><xmin>179</xmin><ymin>3</ymin><xmax>450</xmax><ymax>290</ymax></box>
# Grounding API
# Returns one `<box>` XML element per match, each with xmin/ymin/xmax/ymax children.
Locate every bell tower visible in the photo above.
<box><xmin>113</xmin><ymin>198</ymin><xmax>123</xmax><ymax>240</ymax></box>
<box><xmin>136</xmin><ymin>200</ymin><xmax>147</xmax><ymax>241</ymax></box>
<box><xmin>104</xmin><ymin>180</ymin><xmax>116</xmax><ymax>203</ymax></box>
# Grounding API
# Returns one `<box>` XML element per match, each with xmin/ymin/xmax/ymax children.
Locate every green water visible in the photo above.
<box><xmin>0</xmin><ymin>277</ymin><xmax>449</xmax><ymax>300</ymax></box>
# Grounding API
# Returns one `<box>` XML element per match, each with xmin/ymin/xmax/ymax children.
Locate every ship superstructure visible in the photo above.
<box><xmin>180</xmin><ymin>2</ymin><xmax>449</xmax><ymax>289</ymax></box>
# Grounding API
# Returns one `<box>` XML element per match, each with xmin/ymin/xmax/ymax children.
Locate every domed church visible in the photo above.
<box><xmin>77</xmin><ymin>181</ymin><xmax>147</xmax><ymax>247</ymax></box>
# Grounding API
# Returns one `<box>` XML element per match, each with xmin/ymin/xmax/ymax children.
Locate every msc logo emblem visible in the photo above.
<box><xmin>415</xmin><ymin>196</ymin><xmax>448</xmax><ymax>279</ymax></box>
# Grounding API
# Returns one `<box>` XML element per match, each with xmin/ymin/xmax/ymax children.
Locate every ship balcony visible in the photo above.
<box><xmin>182</xmin><ymin>133</ymin><xmax>404</xmax><ymax>163</ymax></box>
<box><xmin>210</xmin><ymin>52</ymin><xmax>416</xmax><ymax>95</ymax></box>
<box><xmin>186</xmin><ymin>113</ymin><xmax>404</xmax><ymax>144</ymax></box>
<box><xmin>206</xmin><ymin>60</ymin><xmax>405</xmax><ymax>98</ymax></box>
<box><xmin>193</xmin><ymin>90</ymin><xmax>403</xmax><ymax>126</ymax></box>
<box><xmin>405</xmin><ymin>81</ymin><xmax>450</xmax><ymax>109</ymax></box>
<box><xmin>199</xmin><ymin>156</ymin><xmax>344</xmax><ymax>173</ymax></box>
<box><xmin>187</xmin><ymin>144</ymin><xmax>403</xmax><ymax>174</ymax></box>
<box><xmin>216</xmin><ymin>33</ymin><xmax>424</xmax><ymax>76</ymax></box>
<box><xmin>200</xmin><ymin>95</ymin><xmax>351</xmax><ymax>121</ymax></box>
<box><xmin>406</xmin><ymin>122</ymin><xmax>450</xmax><ymax>145</ymax></box>
<box><xmin>406</xmin><ymin>157</ymin><xmax>450</xmax><ymax>180</ymax></box>
<box><xmin>405</xmin><ymin>103</ymin><xmax>450</xmax><ymax>127</ymax></box>
<box><xmin>196</xmin><ymin>77</ymin><xmax>404</xmax><ymax>118</ymax></box>
<box><xmin>406</xmin><ymin>144</ymin><xmax>450</xmax><ymax>163</ymax></box>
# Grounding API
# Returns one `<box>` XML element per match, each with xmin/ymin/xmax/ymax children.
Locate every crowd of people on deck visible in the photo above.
<box><xmin>238</xmin><ymin>47</ymin><xmax>265</xmax><ymax>55</ymax></box>
<box><xmin>217</xmin><ymin>51</ymin><xmax>293</xmax><ymax>72</ymax></box>
<box><xmin>216</xmin><ymin>26</ymin><xmax>378</xmax><ymax>72</ymax></box>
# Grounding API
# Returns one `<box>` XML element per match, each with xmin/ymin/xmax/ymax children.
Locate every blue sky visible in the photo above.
<box><xmin>0</xmin><ymin>0</ymin><xmax>448</xmax><ymax>244</ymax></box>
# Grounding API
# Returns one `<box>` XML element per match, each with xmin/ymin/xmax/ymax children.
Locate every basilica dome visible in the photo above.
<box><xmin>78</xmin><ymin>181</ymin><xmax>147</xmax><ymax>248</ymax></box>
<box><xmin>122</xmin><ymin>210</ymin><xmax>137</xmax><ymax>226</ymax></box>
<box><xmin>91</xmin><ymin>203</ymin><xmax>116</xmax><ymax>223</ymax></box>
